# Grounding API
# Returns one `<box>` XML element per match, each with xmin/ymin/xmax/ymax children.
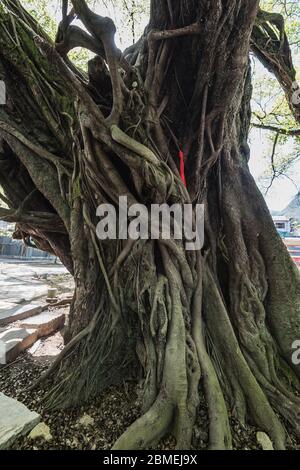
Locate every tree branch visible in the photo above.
<box><xmin>252</xmin><ymin>123</ymin><xmax>300</xmax><ymax>136</ymax></box>
<box><xmin>62</xmin><ymin>0</ymin><xmax>69</xmax><ymax>20</ymax></box>
<box><xmin>150</xmin><ymin>23</ymin><xmax>201</xmax><ymax>41</ymax></box>
<box><xmin>56</xmin><ymin>25</ymin><xmax>105</xmax><ymax>57</ymax></box>
<box><xmin>0</xmin><ymin>207</ymin><xmax>67</xmax><ymax>233</ymax></box>
<box><xmin>70</xmin><ymin>0</ymin><xmax>125</xmax><ymax>124</ymax></box>
<box><xmin>265</xmin><ymin>132</ymin><xmax>279</xmax><ymax>195</ymax></box>
<box><xmin>251</xmin><ymin>8</ymin><xmax>300</xmax><ymax>124</ymax></box>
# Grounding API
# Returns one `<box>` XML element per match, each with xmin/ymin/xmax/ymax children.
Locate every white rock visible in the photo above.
<box><xmin>0</xmin><ymin>393</ymin><xmax>40</xmax><ymax>449</ymax></box>
<box><xmin>256</xmin><ymin>431</ymin><xmax>274</xmax><ymax>450</ymax></box>
<box><xmin>77</xmin><ymin>413</ymin><xmax>95</xmax><ymax>427</ymax></box>
<box><xmin>29</xmin><ymin>422</ymin><xmax>53</xmax><ymax>442</ymax></box>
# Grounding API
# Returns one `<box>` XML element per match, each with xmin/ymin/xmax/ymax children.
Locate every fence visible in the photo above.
<box><xmin>283</xmin><ymin>237</ymin><xmax>300</xmax><ymax>268</ymax></box>
<box><xmin>0</xmin><ymin>236</ymin><xmax>55</xmax><ymax>260</ymax></box>
<box><xmin>1</xmin><ymin>232</ymin><xmax>300</xmax><ymax>265</ymax></box>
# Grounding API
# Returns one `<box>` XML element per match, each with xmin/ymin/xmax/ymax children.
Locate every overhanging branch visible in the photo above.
<box><xmin>70</xmin><ymin>0</ymin><xmax>126</xmax><ymax>124</ymax></box>
<box><xmin>0</xmin><ymin>207</ymin><xmax>67</xmax><ymax>233</ymax></box>
<box><xmin>251</xmin><ymin>8</ymin><xmax>300</xmax><ymax>124</ymax></box>
<box><xmin>252</xmin><ymin>123</ymin><xmax>300</xmax><ymax>136</ymax></box>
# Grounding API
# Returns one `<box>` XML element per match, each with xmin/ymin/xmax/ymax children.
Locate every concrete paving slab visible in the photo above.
<box><xmin>19</xmin><ymin>311</ymin><xmax>65</xmax><ymax>337</ymax></box>
<box><xmin>0</xmin><ymin>278</ymin><xmax>48</xmax><ymax>304</ymax></box>
<box><xmin>0</xmin><ymin>303</ymin><xmax>42</xmax><ymax>327</ymax></box>
<box><xmin>0</xmin><ymin>392</ymin><xmax>40</xmax><ymax>449</ymax></box>
<box><xmin>0</xmin><ymin>327</ymin><xmax>38</xmax><ymax>364</ymax></box>
<box><xmin>0</xmin><ymin>260</ymin><xmax>70</xmax><ymax>306</ymax></box>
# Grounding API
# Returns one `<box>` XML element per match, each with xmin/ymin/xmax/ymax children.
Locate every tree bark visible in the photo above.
<box><xmin>0</xmin><ymin>0</ymin><xmax>300</xmax><ymax>450</ymax></box>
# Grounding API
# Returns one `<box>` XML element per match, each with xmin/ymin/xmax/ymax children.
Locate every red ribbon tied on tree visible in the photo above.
<box><xmin>178</xmin><ymin>149</ymin><xmax>187</xmax><ymax>187</ymax></box>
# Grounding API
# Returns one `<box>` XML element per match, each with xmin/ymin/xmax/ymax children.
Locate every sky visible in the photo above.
<box><xmin>249</xmin><ymin>129</ymin><xmax>299</xmax><ymax>211</ymax></box>
<box><xmin>249</xmin><ymin>53</ymin><xmax>300</xmax><ymax>212</ymax></box>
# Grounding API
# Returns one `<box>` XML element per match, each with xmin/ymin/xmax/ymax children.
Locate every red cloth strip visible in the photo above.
<box><xmin>178</xmin><ymin>150</ymin><xmax>187</xmax><ymax>187</ymax></box>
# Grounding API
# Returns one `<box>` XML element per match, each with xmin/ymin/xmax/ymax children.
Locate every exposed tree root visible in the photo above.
<box><xmin>192</xmin><ymin>256</ymin><xmax>232</xmax><ymax>450</ymax></box>
<box><xmin>203</xmin><ymin>266</ymin><xmax>286</xmax><ymax>450</ymax></box>
<box><xmin>113</xmin><ymin>395</ymin><xmax>174</xmax><ymax>450</ymax></box>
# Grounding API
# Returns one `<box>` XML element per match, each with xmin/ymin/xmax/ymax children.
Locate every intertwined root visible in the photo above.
<box><xmin>29</xmin><ymin>193</ymin><xmax>300</xmax><ymax>451</ymax></box>
<box><xmin>112</xmin><ymin>260</ymin><xmax>298</xmax><ymax>450</ymax></box>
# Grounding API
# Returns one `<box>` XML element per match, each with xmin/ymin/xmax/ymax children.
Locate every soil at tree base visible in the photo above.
<box><xmin>0</xmin><ymin>350</ymin><xmax>298</xmax><ymax>450</ymax></box>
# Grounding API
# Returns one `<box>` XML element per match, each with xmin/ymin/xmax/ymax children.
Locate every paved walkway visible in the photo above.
<box><xmin>0</xmin><ymin>258</ymin><xmax>71</xmax><ymax>323</ymax></box>
<box><xmin>0</xmin><ymin>258</ymin><xmax>72</xmax><ymax>364</ymax></box>
<box><xmin>0</xmin><ymin>392</ymin><xmax>40</xmax><ymax>449</ymax></box>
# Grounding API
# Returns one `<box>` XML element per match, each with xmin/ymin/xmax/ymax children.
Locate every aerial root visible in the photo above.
<box><xmin>192</xmin><ymin>255</ymin><xmax>232</xmax><ymax>449</ymax></box>
<box><xmin>112</xmin><ymin>395</ymin><xmax>174</xmax><ymax>450</ymax></box>
<box><xmin>203</xmin><ymin>266</ymin><xmax>287</xmax><ymax>449</ymax></box>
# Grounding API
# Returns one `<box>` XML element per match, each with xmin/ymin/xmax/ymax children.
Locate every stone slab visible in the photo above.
<box><xmin>0</xmin><ymin>327</ymin><xmax>38</xmax><ymax>364</ymax></box>
<box><xmin>0</xmin><ymin>392</ymin><xmax>40</xmax><ymax>449</ymax></box>
<box><xmin>0</xmin><ymin>276</ymin><xmax>48</xmax><ymax>304</ymax></box>
<box><xmin>19</xmin><ymin>311</ymin><xmax>65</xmax><ymax>338</ymax></box>
<box><xmin>0</xmin><ymin>303</ymin><xmax>42</xmax><ymax>327</ymax></box>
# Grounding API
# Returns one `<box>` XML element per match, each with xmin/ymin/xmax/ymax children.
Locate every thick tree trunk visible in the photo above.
<box><xmin>0</xmin><ymin>0</ymin><xmax>300</xmax><ymax>450</ymax></box>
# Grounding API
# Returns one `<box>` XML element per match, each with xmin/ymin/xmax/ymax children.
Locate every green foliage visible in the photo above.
<box><xmin>260</xmin><ymin>0</ymin><xmax>300</xmax><ymax>49</ymax></box>
<box><xmin>252</xmin><ymin>0</ymin><xmax>300</xmax><ymax>191</ymax></box>
<box><xmin>20</xmin><ymin>0</ymin><xmax>57</xmax><ymax>38</ymax></box>
<box><xmin>18</xmin><ymin>1</ymin><xmax>300</xmax><ymax>194</ymax></box>
<box><xmin>20</xmin><ymin>0</ymin><xmax>149</xmax><ymax>66</ymax></box>
<box><xmin>109</xmin><ymin>0</ymin><xmax>150</xmax><ymax>45</ymax></box>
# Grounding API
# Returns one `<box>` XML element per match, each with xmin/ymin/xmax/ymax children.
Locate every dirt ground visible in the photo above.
<box><xmin>1</xmin><ymin>343</ymin><xmax>295</xmax><ymax>450</ymax></box>
<box><xmin>0</xmin><ymin>312</ymin><xmax>299</xmax><ymax>450</ymax></box>
<box><xmin>0</xmin><ymin>339</ymin><xmax>141</xmax><ymax>450</ymax></box>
